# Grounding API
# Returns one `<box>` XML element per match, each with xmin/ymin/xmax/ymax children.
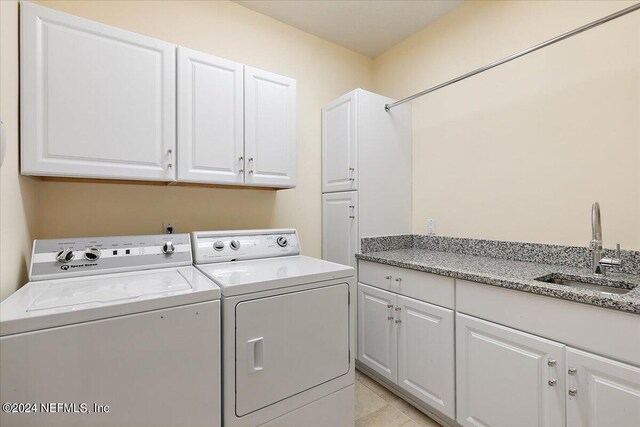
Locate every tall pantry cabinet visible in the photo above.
<box><xmin>321</xmin><ymin>89</ymin><xmax>412</xmax><ymax>270</ymax></box>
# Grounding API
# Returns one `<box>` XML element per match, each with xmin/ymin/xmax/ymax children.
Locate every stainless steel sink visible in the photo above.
<box><xmin>535</xmin><ymin>274</ymin><xmax>635</xmax><ymax>295</ymax></box>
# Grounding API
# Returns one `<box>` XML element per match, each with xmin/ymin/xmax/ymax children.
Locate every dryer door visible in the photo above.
<box><xmin>235</xmin><ymin>283</ymin><xmax>350</xmax><ymax>416</ymax></box>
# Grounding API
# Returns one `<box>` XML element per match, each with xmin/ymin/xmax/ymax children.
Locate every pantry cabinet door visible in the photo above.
<box><xmin>566</xmin><ymin>347</ymin><xmax>640</xmax><ymax>427</ymax></box>
<box><xmin>322</xmin><ymin>91</ymin><xmax>357</xmax><ymax>192</ymax></box>
<box><xmin>177</xmin><ymin>47</ymin><xmax>244</xmax><ymax>184</ymax></box>
<box><xmin>357</xmin><ymin>283</ymin><xmax>398</xmax><ymax>383</ymax></box>
<box><xmin>244</xmin><ymin>67</ymin><xmax>296</xmax><ymax>188</ymax></box>
<box><xmin>322</xmin><ymin>191</ymin><xmax>358</xmax><ymax>269</ymax></box>
<box><xmin>456</xmin><ymin>313</ymin><xmax>565</xmax><ymax>427</ymax></box>
<box><xmin>397</xmin><ymin>296</ymin><xmax>455</xmax><ymax>419</ymax></box>
<box><xmin>21</xmin><ymin>2</ymin><xmax>176</xmax><ymax>181</ymax></box>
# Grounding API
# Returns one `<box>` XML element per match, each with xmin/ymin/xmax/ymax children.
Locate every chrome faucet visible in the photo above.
<box><xmin>590</xmin><ymin>202</ymin><xmax>622</xmax><ymax>275</ymax></box>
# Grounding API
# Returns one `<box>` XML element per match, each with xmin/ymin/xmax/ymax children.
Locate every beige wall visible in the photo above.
<box><xmin>0</xmin><ymin>0</ymin><xmax>373</xmax><ymax>298</ymax></box>
<box><xmin>0</xmin><ymin>1</ymin><xmax>40</xmax><ymax>300</ymax></box>
<box><xmin>374</xmin><ymin>0</ymin><xmax>640</xmax><ymax>250</ymax></box>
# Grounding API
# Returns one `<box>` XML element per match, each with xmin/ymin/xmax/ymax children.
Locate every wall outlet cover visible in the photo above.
<box><xmin>427</xmin><ymin>219</ymin><xmax>436</xmax><ymax>235</ymax></box>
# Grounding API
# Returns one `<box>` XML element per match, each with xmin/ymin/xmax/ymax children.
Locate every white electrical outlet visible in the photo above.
<box><xmin>163</xmin><ymin>223</ymin><xmax>175</xmax><ymax>234</ymax></box>
<box><xmin>426</xmin><ymin>219</ymin><xmax>436</xmax><ymax>235</ymax></box>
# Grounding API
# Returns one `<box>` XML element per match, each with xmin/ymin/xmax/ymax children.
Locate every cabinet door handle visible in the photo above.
<box><xmin>548</xmin><ymin>379</ymin><xmax>557</xmax><ymax>387</ymax></box>
<box><xmin>385</xmin><ymin>276</ymin><xmax>392</xmax><ymax>280</ymax></box>
<box><xmin>248</xmin><ymin>157</ymin><xmax>254</xmax><ymax>175</ymax></box>
<box><xmin>568</xmin><ymin>388</ymin><xmax>577</xmax><ymax>397</ymax></box>
<box><xmin>166</xmin><ymin>149</ymin><xmax>173</xmax><ymax>169</ymax></box>
<box><xmin>387</xmin><ymin>304</ymin><xmax>393</xmax><ymax>308</ymax></box>
<box><xmin>568</xmin><ymin>367</ymin><xmax>577</xmax><ymax>375</ymax></box>
<box><xmin>548</xmin><ymin>359</ymin><xmax>556</xmax><ymax>367</ymax></box>
<box><xmin>395</xmin><ymin>319</ymin><xmax>402</xmax><ymax>324</ymax></box>
<box><xmin>394</xmin><ymin>278</ymin><xmax>402</xmax><ymax>283</ymax></box>
<box><xmin>394</xmin><ymin>306</ymin><xmax>401</xmax><ymax>311</ymax></box>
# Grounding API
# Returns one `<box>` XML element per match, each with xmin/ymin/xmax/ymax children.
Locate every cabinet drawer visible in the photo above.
<box><xmin>359</xmin><ymin>260</ymin><xmax>454</xmax><ymax>309</ymax></box>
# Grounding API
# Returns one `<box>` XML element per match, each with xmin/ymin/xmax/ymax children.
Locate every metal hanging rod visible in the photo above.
<box><xmin>384</xmin><ymin>2</ymin><xmax>640</xmax><ymax>112</ymax></box>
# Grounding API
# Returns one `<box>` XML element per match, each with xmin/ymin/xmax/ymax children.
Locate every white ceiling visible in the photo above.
<box><xmin>234</xmin><ymin>0</ymin><xmax>464</xmax><ymax>57</ymax></box>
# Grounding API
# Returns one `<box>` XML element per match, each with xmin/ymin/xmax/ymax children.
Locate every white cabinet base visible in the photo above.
<box><xmin>567</xmin><ymin>347</ymin><xmax>640</xmax><ymax>427</ymax></box>
<box><xmin>456</xmin><ymin>313</ymin><xmax>565</xmax><ymax>427</ymax></box>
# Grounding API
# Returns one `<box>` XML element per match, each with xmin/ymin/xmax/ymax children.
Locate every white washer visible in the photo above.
<box><xmin>192</xmin><ymin>229</ymin><xmax>356</xmax><ymax>427</ymax></box>
<box><xmin>0</xmin><ymin>234</ymin><xmax>221</xmax><ymax>427</ymax></box>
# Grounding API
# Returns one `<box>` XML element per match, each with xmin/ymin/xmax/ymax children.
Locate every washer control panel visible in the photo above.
<box><xmin>30</xmin><ymin>234</ymin><xmax>192</xmax><ymax>281</ymax></box>
<box><xmin>192</xmin><ymin>229</ymin><xmax>300</xmax><ymax>264</ymax></box>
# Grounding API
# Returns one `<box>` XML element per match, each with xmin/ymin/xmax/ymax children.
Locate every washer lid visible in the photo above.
<box><xmin>0</xmin><ymin>267</ymin><xmax>220</xmax><ymax>336</ymax></box>
<box><xmin>195</xmin><ymin>255</ymin><xmax>354</xmax><ymax>297</ymax></box>
<box><xmin>27</xmin><ymin>270</ymin><xmax>192</xmax><ymax>312</ymax></box>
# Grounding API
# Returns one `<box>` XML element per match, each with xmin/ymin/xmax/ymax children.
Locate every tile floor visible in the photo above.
<box><xmin>355</xmin><ymin>369</ymin><xmax>442</xmax><ymax>427</ymax></box>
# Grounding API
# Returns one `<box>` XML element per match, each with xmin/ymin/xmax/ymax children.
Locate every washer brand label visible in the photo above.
<box><xmin>60</xmin><ymin>263</ymin><xmax>97</xmax><ymax>270</ymax></box>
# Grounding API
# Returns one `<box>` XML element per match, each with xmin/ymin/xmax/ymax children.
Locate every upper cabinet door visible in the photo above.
<box><xmin>322</xmin><ymin>91</ymin><xmax>357</xmax><ymax>193</ymax></box>
<box><xmin>177</xmin><ymin>47</ymin><xmax>244</xmax><ymax>184</ymax></box>
<box><xmin>567</xmin><ymin>347</ymin><xmax>640</xmax><ymax>427</ymax></box>
<box><xmin>244</xmin><ymin>66</ymin><xmax>296</xmax><ymax>188</ymax></box>
<box><xmin>397</xmin><ymin>296</ymin><xmax>455</xmax><ymax>419</ymax></box>
<box><xmin>20</xmin><ymin>2</ymin><xmax>176</xmax><ymax>181</ymax></box>
<box><xmin>456</xmin><ymin>313</ymin><xmax>566</xmax><ymax>427</ymax></box>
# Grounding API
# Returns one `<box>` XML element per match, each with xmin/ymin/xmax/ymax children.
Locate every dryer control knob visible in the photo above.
<box><xmin>84</xmin><ymin>247</ymin><xmax>101</xmax><ymax>261</ymax></box>
<box><xmin>230</xmin><ymin>240</ymin><xmax>240</xmax><ymax>250</ymax></box>
<box><xmin>162</xmin><ymin>242</ymin><xmax>175</xmax><ymax>255</ymax></box>
<box><xmin>276</xmin><ymin>236</ymin><xmax>288</xmax><ymax>247</ymax></box>
<box><xmin>56</xmin><ymin>248</ymin><xmax>75</xmax><ymax>263</ymax></box>
<box><xmin>213</xmin><ymin>241</ymin><xmax>225</xmax><ymax>251</ymax></box>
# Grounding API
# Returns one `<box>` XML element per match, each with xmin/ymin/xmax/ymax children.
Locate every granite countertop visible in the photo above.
<box><xmin>356</xmin><ymin>248</ymin><xmax>640</xmax><ymax>315</ymax></box>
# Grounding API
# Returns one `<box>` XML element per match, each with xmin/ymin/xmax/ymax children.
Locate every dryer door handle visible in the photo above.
<box><xmin>248</xmin><ymin>337</ymin><xmax>264</xmax><ymax>373</ymax></box>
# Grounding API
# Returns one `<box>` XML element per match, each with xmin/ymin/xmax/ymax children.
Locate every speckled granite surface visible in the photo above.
<box><xmin>357</xmin><ymin>237</ymin><xmax>640</xmax><ymax>315</ymax></box>
<box><xmin>361</xmin><ymin>235</ymin><xmax>640</xmax><ymax>275</ymax></box>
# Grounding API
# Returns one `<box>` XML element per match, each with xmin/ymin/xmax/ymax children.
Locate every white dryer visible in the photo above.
<box><xmin>192</xmin><ymin>229</ymin><xmax>356</xmax><ymax>427</ymax></box>
<box><xmin>0</xmin><ymin>234</ymin><xmax>221</xmax><ymax>427</ymax></box>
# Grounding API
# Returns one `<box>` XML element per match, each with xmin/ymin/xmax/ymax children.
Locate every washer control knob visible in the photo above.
<box><xmin>230</xmin><ymin>240</ymin><xmax>240</xmax><ymax>250</ymax></box>
<box><xmin>162</xmin><ymin>242</ymin><xmax>175</xmax><ymax>255</ymax></box>
<box><xmin>56</xmin><ymin>248</ymin><xmax>75</xmax><ymax>263</ymax></box>
<box><xmin>213</xmin><ymin>241</ymin><xmax>225</xmax><ymax>251</ymax></box>
<box><xmin>84</xmin><ymin>247</ymin><xmax>101</xmax><ymax>261</ymax></box>
<box><xmin>276</xmin><ymin>236</ymin><xmax>288</xmax><ymax>247</ymax></box>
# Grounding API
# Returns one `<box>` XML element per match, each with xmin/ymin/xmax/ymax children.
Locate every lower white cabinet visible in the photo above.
<box><xmin>397</xmin><ymin>295</ymin><xmax>455</xmax><ymax>418</ymax></box>
<box><xmin>567</xmin><ymin>347</ymin><xmax>640</xmax><ymax>427</ymax></box>
<box><xmin>323</xmin><ymin>192</ymin><xmax>358</xmax><ymax>268</ymax></box>
<box><xmin>358</xmin><ymin>283</ymin><xmax>397</xmax><ymax>382</ymax></box>
<box><xmin>358</xmin><ymin>283</ymin><xmax>455</xmax><ymax>418</ymax></box>
<box><xmin>456</xmin><ymin>313</ymin><xmax>565</xmax><ymax>427</ymax></box>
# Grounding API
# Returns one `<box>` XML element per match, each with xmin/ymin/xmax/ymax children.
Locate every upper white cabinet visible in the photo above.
<box><xmin>456</xmin><ymin>313</ymin><xmax>566</xmax><ymax>427</ymax></box>
<box><xmin>177</xmin><ymin>47</ymin><xmax>244</xmax><ymax>185</ymax></box>
<box><xmin>322</xmin><ymin>92</ymin><xmax>357</xmax><ymax>193</ymax></box>
<box><xmin>20</xmin><ymin>2</ymin><xmax>176</xmax><ymax>181</ymax></box>
<box><xmin>567</xmin><ymin>347</ymin><xmax>640</xmax><ymax>427</ymax></box>
<box><xmin>244</xmin><ymin>66</ymin><xmax>297</xmax><ymax>188</ymax></box>
<box><xmin>20</xmin><ymin>3</ymin><xmax>297</xmax><ymax>188</ymax></box>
